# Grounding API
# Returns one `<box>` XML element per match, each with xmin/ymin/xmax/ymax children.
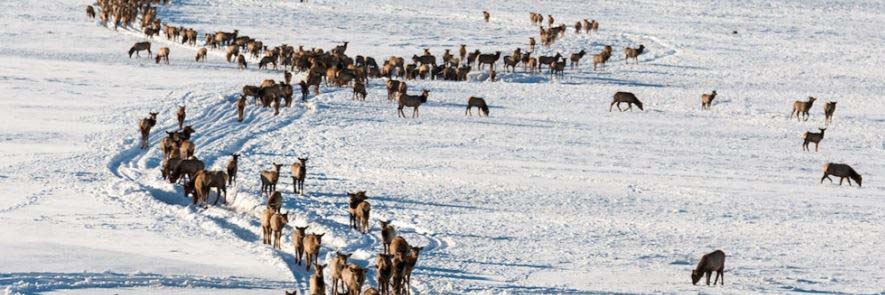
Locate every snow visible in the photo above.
<box><xmin>1</xmin><ymin>0</ymin><xmax>884</xmax><ymax>294</ymax></box>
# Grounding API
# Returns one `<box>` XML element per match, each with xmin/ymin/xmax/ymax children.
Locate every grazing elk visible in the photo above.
<box><xmin>155</xmin><ymin>47</ymin><xmax>170</xmax><ymax>64</ymax></box>
<box><xmin>260</xmin><ymin>162</ymin><xmax>284</xmax><ymax>195</ymax></box>
<box><xmin>397</xmin><ymin>89</ymin><xmax>429</xmax><ymax>118</ymax></box>
<box><xmin>292</xmin><ymin>225</ymin><xmax>308</xmax><ymax>265</ymax></box>
<box><xmin>291</xmin><ymin>157</ymin><xmax>308</xmax><ymax>195</ymax></box>
<box><xmin>304</xmin><ymin>233</ymin><xmax>325</xmax><ymax>271</ymax></box>
<box><xmin>193</xmin><ymin>170</ymin><xmax>228</xmax><ymax>205</ymax></box>
<box><xmin>701</xmin><ymin>90</ymin><xmax>717</xmax><ymax>110</ymax></box>
<box><xmin>226</xmin><ymin>153</ymin><xmax>239</xmax><ymax>185</ymax></box>
<box><xmin>802</xmin><ymin>128</ymin><xmax>826</xmax><ymax>152</ymax></box>
<box><xmin>821</xmin><ymin>163</ymin><xmax>862</xmax><ymax>187</ymax></box>
<box><xmin>692</xmin><ymin>250</ymin><xmax>726</xmax><ymax>286</ymax></box>
<box><xmin>823</xmin><ymin>101</ymin><xmax>836</xmax><ymax>125</ymax></box>
<box><xmin>195</xmin><ymin>47</ymin><xmax>208</xmax><ymax>62</ymax></box>
<box><xmin>128</xmin><ymin>42</ymin><xmax>151</xmax><ymax>58</ymax></box>
<box><xmin>466</xmin><ymin>96</ymin><xmax>489</xmax><ymax>116</ymax></box>
<box><xmin>138</xmin><ymin>112</ymin><xmax>158</xmax><ymax>149</ymax></box>
<box><xmin>610</xmin><ymin>91</ymin><xmax>644</xmax><ymax>112</ymax></box>
<box><xmin>625</xmin><ymin>45</ymin><xmax>645</xmax><ymax>64</ymax></box>
<box><xmin>790</xmin><ymin>96</ymin><xmax>817</xmax><ymax>121</ymax></box>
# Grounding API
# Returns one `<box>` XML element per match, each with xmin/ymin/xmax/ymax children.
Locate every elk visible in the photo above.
<box><xmin>821</xmin><ymin>163</ymin><xmax>862</xmax><ymax>187</ymax></box>
<box><xmin>309</xmin><ymin>263</ymin><xmax>326</xmax><ymax>295</ymax></box>
<box><xmin>459</xmin><ymin>44</ymin><xmax>467</xmax><ymax>62</ymax></box>
<box><xmin>569</xmin><ymin>50</ymin><xmax>586</xmax><ymax>70</ymax></box>
<box><xmin>610</xmin><ymin>92</ymin><xmax>644</xmax><ymax>112</ymax></box>
<box><xmin>341</xmin><ymin>264</ymin><xmax>367</xmax><ymax>295</ymax></box>
<box><xmin>236</xmin><ymin>95</ymin><xmax>247</xmax><ymax>122</ymax></box>
<box><xmin>291</xmin><ymin>157</ymin><xmax>308</xmax><ymax>195</ymax></box>
<box><xmin>592</xmin><ymin>46</ymin><xmax>613</xmax><ymax>71</ymax></box>
<box><xmin>402</xmin><ymin>246</ymin><xmax>424</xmax><ymax>292</ymax></box>
<box><xmin>380</xmin><ymin>220</ymin><xmax>396</xmax><ymax>254</ymax></box>
<box><xmin>528</xmin><ymin>37</ymin><xmax>536</xmax><ymax>52</ymax></box>
<box><xmin>466</xmin><ymin>96</ymin><xmax>489</xmax><ymax>116</ymax></box>
<box><xmin>195</xmin><ymin>48</ymin><xmax>207</xmax><ymax>62</ymax></box>
<box><xmin>802</xmin><ymin>128</ymin><xmax>826</xmax><ymax>152</ymax></box>
<box><xmin>138</xmin><ymin>112</ymin><xmax>158</xmax><ymax>149</ymax></box>
<box><xmin>823</xmin><ymin>101</ymin><xmax>836</xmax><ymax>125</ymax></box>
<box><xmin>376</xmin><ymin>253</ymin><xmax>393</xmax><ymax>295</ymax></box>
<box><xmin>270</xmin><ymin>211</ymin><xmax>289</xmax><ymax>249</ymax></box>
<box><xmin>477</xmin><ymin>51</ymin><xmax>501</xmax><ymax>71</ymax></box>
<box><xmin>482</xmin><ymin>11</ymin><xmax>490</xmax><ymax>22</ymax></box>
<box><xmin>260</xmin><ymin>207</ymin><xmax>275</xmax><ymax>245</ymax></box>
<box><xmin>237</xmin><ymin>54</ymin><xmax>247</xmax><ymax>70</ymax></box>
<box><xmin>348</xmin><ymin>191</ymin><xmax>368</xmax><ymax>230</ymax></box>
<box><xmin>701</xmin><ymin>90</ymin><xmax>717</xmax><ymax>110</ymax></box>
<box><xmin>625</xmin><ymin>45</ymin><xmax>645</xmax><ymax>64</ymax></box>
<box><xmin>537</xmin><ymin>53</ymin><xmax>561</xmax><ymax>72</ymax></box>
<box><xmin>128</xmin><ymin>42</ymin><xmax>151</xmax><ymax>58</ymax></box>
<box><xmin>193</xmin><ymin>170</ymin><xmax>228</xmax><ymax>205</ymax></box>
<box><xmin>790</xmin><ymin>96</ymin><xmax>817</xmax><ymax>121</ymax></box>
<box><xmin>267</xmin><ymin>191</ymin><xmax>283</xmax><ymax>212</ymax></box>
<box><xmin>354</xmin><ymin>200</ymin><xmax>371</xmax><ymax>234</ymax></box>
<box><xmin>226</xmin><ymin>153</ymin><xmax>239</xmax><ymax>185</ymax></box>
<box><xmin>691</xmin><ymin>250</ymin><xmax>725</xmax><ymax>286</ymax></box>
<box><xmin>86</xmin><ymin>5</ymin><xmax>95</xmax><ymax>18</ymax></box>
<box><xmin>292</xmin><ymin>225</ymin><xmax>308</xmax><ymax>265</ymax></box>
<box><xmin>397</xmin><ymin>89</ymin><xmax>429</xmax><ymax>118</ymax></box>
<box><xmin>179</xmin><ymin>140</ymin><xmax>195</xmax><ymax>159</ymax></box>
<box><xmin>303</xmin><ymin>233</ymin><xmax>325</xmax><ymax>271</ymax></box>
<box><xmin>353</xmin><ymin>81</ymin><xmax>367</xmax><ymax>101</ymax></box>
<box><xmin>225</xmin><ymin>45</ymin><xmax>240</xmax><ymax>63</ymax></box>
<box><xmin>260</xmin><ymin>162</ymin><xmax>284</xmax><ymax>195</ymax></box>
<box><xmin>154</xmin><ymin>47</ymin><xmax>170</xmax><ymax>64</ymax></box>
<box><xmin>176</xmin><ymin>106</ymin><xmax>186</xmax><ymax>129</ymax></box>
<box><xmin>330</xmin><ymin>252</ymin><xmax>352</xmax><ymax>295</ymax></box>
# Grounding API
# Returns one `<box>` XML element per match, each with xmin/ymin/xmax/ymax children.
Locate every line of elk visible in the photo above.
<box><xmin>112</xmin><ymin>1</ymin><xmax>865</xmax><ymax>293</ymax></box>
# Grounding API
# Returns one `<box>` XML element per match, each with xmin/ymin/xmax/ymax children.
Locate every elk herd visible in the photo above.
<box><xmin>94</xmin><ymin>0</ymin><xmax>869</xmax><ymax>293</ymax></box>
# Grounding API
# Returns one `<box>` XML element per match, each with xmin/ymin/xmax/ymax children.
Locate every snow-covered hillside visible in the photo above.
<box><xmin>1</xmin><ymin>0</ymin><xmax>884</xmax><ymax>294</ymax></box>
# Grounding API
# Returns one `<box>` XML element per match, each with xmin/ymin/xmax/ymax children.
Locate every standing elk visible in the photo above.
<box><xmin>482</xmin><ymin>11</ymin><xmax>490</xmax><ymax>22</ymax></box>
<box><xmin>138</xmin><ymin>112</ymin><xmax>158</xmax><ymax>149</ymax></box>
<box><xmin>801</xmin><ymin>128</ymin><xmax>826</xmax><ymax>152</ymax></box>
<box><xmin>304</xmin><ymin>233</ymin><xmax>325</xmax><ymax>271</ymax></box>
<box><xmin>701</xmin><ymin>90</ymin><xmax>717</xmax><ymax>110</ymax></box>
<box><xmin>397</xmin><ymin>89</ymin><xmax>429</xmax><ymax>118</ymax></box>
<box><xmin>790</xmin><ymin>96</ymin><xmax>817</xmax><ymax>121</ymax></box>
<box><xmin>823</xmin><ymin>101</ymin><xmax>836</xmax><ymax>125</ymax></box>
<box><xmin>625</xmin><ymin>45</ymin><xmax>645</xmax><ymax>64</ymax></box>
<box><xmin>291</xmin><ymin>157</ymin><xmax>308</xmax><ymax>195</ymax></box>
<box><xmin>569</xmin><ymin>50</ymin><xmax>586</xmax><ymax>70</ymax></box>
<box><xmin>260</xmin><ymin>162</ymin><xmax>284</xmax><ymax>195</ymax></box>
<box><xmin>226</xmin><ymin>153</ymin><xmax>239</xmax><ymax>185</ymax></box>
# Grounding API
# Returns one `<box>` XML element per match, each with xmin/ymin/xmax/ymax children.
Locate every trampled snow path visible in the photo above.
<box><xmin>2</xmin><ymin>0</ymin><xmax>885</xmax><ymax>294</ymax></box>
